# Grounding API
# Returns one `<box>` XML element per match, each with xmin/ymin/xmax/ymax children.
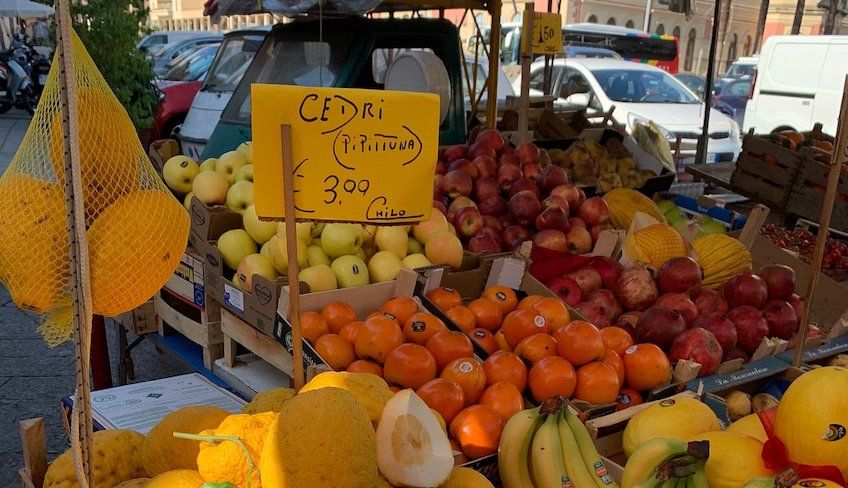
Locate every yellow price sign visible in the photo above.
<box><xmin>251</xmin><ymin>85</ymin><xmax>439</xmax><ymax>223</ymax></box>
<box><xmin>527</xmin><ymin>12</ymin><xmax>563</xmax><ymax>55</ymax></box>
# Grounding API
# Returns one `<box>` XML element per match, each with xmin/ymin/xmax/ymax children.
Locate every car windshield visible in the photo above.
<box><xmin>591</xmin><ymin>68</ymin><xmax>699</xmax><ymax>103</ymax></box>
<box><xmin>163</xmin><ymin>45</ymin><xmax>219</xmax><ymax>81</ymax></box>
<box><xmin>726</xmin><ymin>63</ymin><xmax>755</xmax><ymax>78</ymax></box>
<box><xmin>203</xmin><ymin>32</ymin><xmax>265</xmax><ymax>92</ymax></box>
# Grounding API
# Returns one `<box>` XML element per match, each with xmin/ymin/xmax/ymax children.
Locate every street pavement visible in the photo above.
<box><xmin>0</xmin><ymin>110</ymin><xmax>190</xmax><ymax>484</ymax></box>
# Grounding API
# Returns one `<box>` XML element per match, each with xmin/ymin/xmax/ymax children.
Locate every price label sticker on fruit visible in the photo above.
<box><xmin>251</xmin><ymin>85</ymin><xmax>439</xmax><ymax>223</ymax></box>
<box><xmin>526</xmin><ymin>12</ymin><xmax>563</xmax><ymax>55</ymax></box>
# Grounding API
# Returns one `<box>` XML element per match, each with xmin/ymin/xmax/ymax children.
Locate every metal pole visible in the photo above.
<box><xmin>753</xmin><ymin>0</ymin><xmax>769</xmax><ymax>52</ymax></box>
<box><xmin>643</xmin><ymin>0</ymin><xmax>652</xmax><ymax>31</ymax></box>
<box><xmin>695</xmin><ymin>0</ymin><xmax>722</xmax><ymax>166</ymax></box>
<box><xmin>486</xmin><ymin>0</ymin><xmax>502</xmax><ymax>126</ymax></box>
<box><xmin>791</xmin><ymin>0</ymin><xmax>805</xmax><ymax>34</ymax></box>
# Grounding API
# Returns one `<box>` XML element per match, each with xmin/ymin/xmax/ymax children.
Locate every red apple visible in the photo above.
<box><xmin>723</xmin><ymin>345</ymin><xmax>750</xmax><ymax>363</ymax></box>
<box><xmin>499</xmin><ymin>153</ymin><xmax>520</xmax><ymax>167</ymax></box>
<box><xmin>497</xmin><ymin>163</ymin><xmax>522</xmax><ymax>191</ymax></box>
<box><xmin>723</xmin><ymin>274</ymin><xmax>769</xmax><ymax>309</ymax></box>
<box><xmin>448</xmin><ymin>158</ymin><xmax>479</xmax><ymax>179</ymax></box>
<box><xmin>442</xmin><ymin>170</ymin><xmax>473</xmax><ymax>198</ymax></box>
<box><xmin>547</xmin><ymin>276</ymin><xmax>583</xmax><ymax>306</ymax></box>
<box><xmin>475</xmin><ymin>128</ymin><xmax>505</xmax><ymax>151</ymax></box>
<box><xmin>535</xmin><ymin>205</ymin><xmax>571</xmax><ymax>233</ymax></box>
<box><xmin>434</xmin><ymin>175</ymin><xmax>444</xmax><ymax>196</ymax></box>
<box><xmin>478</xmin><ymin>226</ymin><xmax>504</xmax><ymax>247</ymax></box>
<box><xmin>522</xmin><ymin>163</ymin><xmax>541</xmax><ymax>180</ymax></box>
<box><xmin>433</xmin><ymin>200</ymin><xmax>447</xmax><ymax>216</ymax></box>
<box><xmin>498</xmin><ymin>144</ymin><xmax>514</xmax><ymax>156</ymax></box>
<box><xmin>669</xmin><ymin>328</ymin><xmax>724</xmax><ymax>377</ymax></box>
<box><xmin>515</xmin><ymin>142</ymin><xmax>540</xmax><ymax>165</ymax></box>
<box><xmin>634</xmin><ymin>306</ymin><xmax>687</xmax><ymax>350</ymax></box>
<box><xmin>577</xmin><ymin>196</ymin><xmax>611</xmax><ymax>226</ymax></box>
<box><xmin>497</xmin><ymin>214</ymin><xmax>513</xmax><ymax>229</ymax></box>
<box><xmin>453</xmin><ymin>207</ymin><xmax>484</xmax><ymax>239</ymax></box>
<box><xmin>443</xmin><ymin>144</ymin><xmax>467</xmax><ymax>161</ymax></box>
<box><xmin>482</xmin><ymin>215</ymin><xmax>503</xmax><ymax>232</ymax></box>
<box><xmin>617</xmin><ymin>265</ymin><xmax>658</xmax><ymax>311</ymax></box>
<box><xmin>533</xmin><ymin>229</ymin><xmax>568</xmax><ymax>253</ymax></box>
<box><xmin>543</xmin><ymin>195</ymin><xmax>570</xmax><ymax>213</ymax></box>
<box><xmin>654</xmin><ymin>293</ymin><xmax>698</xmax><ymax>326</ymax></box>
<box><xmin>569</xmin><ymin>217</ymin><xmax>587</xmax><ymax>229</ymax></box>
<box><xmin>727</xmin><ymin>305</ymin><xmax>769</xmax><ymax>354</ymax></box>
<box><xmin>692</xmin><ymin>313</ymin><xmax>737</xmax><ymax>352</ymax></box>
<box><xmin>589</xmin><ymin>256</ymin><xmax>624</xmax><ymax>289</ymax></box>
<box><xmin>589</xmin><ymin>223</ymin><xmax>611</xmax><ymax>242</ymax></box>
<box><xmin>474</xmin><ymin>176</ymin><xmax>501</xmax><ymax>202</ymax></box>
<box><xmin>565</xmin><ymin>267</ymin><xmax>602</xmax><ymax>295</ymax></box>
<box><xmin>586</xmin><ymin>289</ymin><xmax>623</xmax><ymax>321</ymax></box>
<box><xmin>576</xmin><ymin>300</ymin><xmax>613</xmax><ymax>328</ymax></box>
<box><xmin>448</xmin><ymin>196</ymin><xmax>477</xmax><ymax>219</ymax></box>
<box><xmin>693</xmin><ymin>289</ymin><xmax>729</xmax><ymax>315</ymax></box>
<box><xmin>508</xmin><ymin>178</ymin><xmax>541</xmax><ymax>199</ymax></box>
<box><xmin>536</xmin><ymin>165</ymin><xmax>569</xmax><ymax>196</ymax></box>
<box><xmin>763</xmin><ymin>299</ymin><xmax>798</xmax><ymax>340</ymax></box>
<box><xmin>468</xmin><ymin>141</ymin><xmax>497</xmax><ymax>160</ymax></box>
<box><xmin>565</xmin><ymin>226</ymin><xmax>593</xmax><ymax>255</ymax></box>
<box><xmin>551</xmin><ymin>184</ymin><xmax>583</xmax><ymax>210</ymax></box>
<box><xmin>478</xmin><ymin>196</ymin><xmax>508</xmax><ymax>217</ymax></box>
<box><xmin>502</xmin><ymin>225</ymin><xmax>531</xmax><ymax>250</ymax></box>
<box><xmin>468</xmin><ymin>230</ymin><xmax>503</xmax><ymax>253</ymax></box>
<box><xmin>435</xmin><ymin>160</ymin><xmax>447</xmax><ymax>175</ymax></box>
<box><xmin>472</xmin><ymin>155</ymin><xmax>498</xmax><ymax>178</ymax></box>
<box><xmin>758</xmin><ymin>264</ymin><xmax>796</xmax><ymax>300</ymax></box>
<box><xmin>657</xmin><ymin>257</ymin><xmax>703</xmax><ymax>295</ymax></box>
<box><xmin>787</xmin><ymin>294</ymin><xmax>805</xmax><ymax>320</ymax></box>
<box><xmin>508</xmin><ymin>191</ymin><xmax>542</xmax><ymax>226</ymax></box>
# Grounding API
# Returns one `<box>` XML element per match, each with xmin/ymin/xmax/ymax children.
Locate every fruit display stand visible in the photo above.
<box><xmin>155</xmin><ymin>286</ymin><xmax>224</xmax><ymax>371</ymax></box>
<box><xmin>729</xmin><ymin>132</ymin><xmax>807</xmax><ymax>209</ymax></box>
<box><xmin>113</xmin><ymin>299</ymin><xmax>157</xmax><ymax>336</ymax></box>
<box><xmin>18</xmin><ymin>418</ymin><xmax>46</xmax><ymax>488</ymax></box>
<box><xmin>787</xmin><ymin>147</ymin><xmax>848</xmax><ymax>232</ymax></box>
<box><xmin>221</xmin><ymin>307</ymin><xmax>295</xmax><ymax>379</ymax></box>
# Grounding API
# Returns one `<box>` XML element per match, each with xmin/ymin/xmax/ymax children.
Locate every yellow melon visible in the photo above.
<box><xmin>727</xmin><ymin>413</ymin><xmax>768</xmax><ymax>443</ymax></box>
<box><xmin>622</xmin><ymin>397</ymin><xmax>721</xmax><ymax>457</ymax></box>
<box><xmin>687</xmin><ymin>431</ymin><xmax>775</xmax><ymax>488</ymax></box>
<box><xmin>623</xmin><ymin>223</ymin><xmax>687</xmax><ymax>268</ymax></box>
<box><xmin>145</xmin><ymin>469</ymin><xmax>204</xmax><ymax>488</ymax></box>
<box><xmin>439</xmin><ymin>467</ymin><xmax>495</xmax><ymax>487</ymax></box>
<box><xmin>604</xmin><ymin>188</ymin><xmax>664</xmax><ymax>230</ymax></box>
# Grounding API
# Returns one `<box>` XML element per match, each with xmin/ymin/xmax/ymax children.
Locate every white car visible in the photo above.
<box><xmin>515</xmin><ymin>58</ymin><xmax>742</xmax><ymax>163</ymax></box>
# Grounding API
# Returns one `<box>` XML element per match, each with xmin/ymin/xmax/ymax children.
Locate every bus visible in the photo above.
<box><xmin>492</xmin><ymin>22</ymin><xmax>680</xmax><ymax>74</ymax></box>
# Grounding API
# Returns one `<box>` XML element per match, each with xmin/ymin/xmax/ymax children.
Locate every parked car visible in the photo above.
<box><xmin>676</xmin><ymin>73</ymin><xmax>706</xmax><ymax>99</ymax></box>
<box><xmin>151</xmin><ymin>44</ymin><xmax>220</xmax><ymax>142</ymax></box>
<box><xmin>744</xmin><ymin>35</ymin><xmax>848</xmax><ymax>135</ymax></box>
<box><xmin>561</xmin><ymin>45</ymin><xmax>621</xmax><ymax>59</ymax></box>
<box><xmin>138</xmin><ymin>30</ymin><xmax>208</xmax><ymax>53</ymax></box>
<box><xmin>463</xmin><ymin>53</ymin><xmax>514</xmax><ymax>112</ymax></box>
<box><xmin>712</xmin><ymin>78</ymin><xmax>751</xmax><ymax>129</ymax></box>
<box><xmin>175</xmin><ymin>26</ymin><xmax>269</xmax><ymax>160</ymax></box>
<box><xmin>515</xmin><ymin>58</ymin><xmax>742</xmax><ymax>163</ymax></box>
<box><xmin>714</xmin><ymin>56</ymin><xmax>757</xmax><ymax>93</ymax></box>
<box><xmin>149</xmin><ymin>35</ymin><xmax>223</xmax><ymax>76</ymax></box>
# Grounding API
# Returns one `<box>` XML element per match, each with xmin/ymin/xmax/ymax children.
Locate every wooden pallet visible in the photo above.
<box><xmin>114</xmin><ymin>299</ymin><xmax>157</xmax><ymax>336</ymax></box>
<box><xmin>730</xmin><ymin>133</ymin><xmax>803</xmax><ymax>209</ymax></box>
<box><xmin>18</xmin><ymin>418</ymin><xmax>46</xmax><ymax>488</ymax></box>
<box><xmin>155</xmin><ymin>286</ymin><xmax>223</xmax><ymax>370</ymax></box>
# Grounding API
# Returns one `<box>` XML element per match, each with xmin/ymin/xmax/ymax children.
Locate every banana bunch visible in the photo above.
<box><xmin>621</xmin><ymin>438</ymin><xmax>711</xmax><ymax>488</ymax></box>
<box><xmin>499</xmin><ymin>396</ymin><xmax>619</xmax><ymax>488</ymax></box>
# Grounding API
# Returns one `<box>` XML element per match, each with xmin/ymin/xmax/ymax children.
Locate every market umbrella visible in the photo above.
<box><xmin>0</xmin><ymin>0</ymin><xmax>53</xmax><ymax>18</ymax></box>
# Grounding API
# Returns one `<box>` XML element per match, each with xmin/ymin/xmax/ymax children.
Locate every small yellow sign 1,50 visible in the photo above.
<box><xmin>251</xmin><ymin>84</ymin><xmax>440</xmax><ymax>224</ymax></box>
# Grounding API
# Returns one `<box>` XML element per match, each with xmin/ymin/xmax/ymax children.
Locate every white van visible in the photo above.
<box><xmin>744</xmin><ymin>35</ymin><xmax>848</xmax><ymax>135</ymax></box>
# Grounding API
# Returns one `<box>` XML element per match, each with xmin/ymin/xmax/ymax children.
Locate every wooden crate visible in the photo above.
<box><xmin>221</xmin><ymin>308</ymin><xmax>294</xmax><ymax>376</ymax></box>
<box><xmin>18</xmin><ymin>418</ymin><xmax>46</xmax><ymax>488</ymax></box>
<box><xmin>730</xmin><ymin>134</ymin><xmax>802</xmax><ymax>208</ymax></box>
<box><xmin>155</xmin><ymin>286</ymin><xmax>223</xmax><ymax>370</ymax></box>
<box><xmin>114</xmin><ymin>299</ymin><xmax>157</xmax><ymax>335</ymax></box>
<box><xmin>787</xmin><ymin>149</ymin><xmax>848</xmax><ymax>232</ymax></box>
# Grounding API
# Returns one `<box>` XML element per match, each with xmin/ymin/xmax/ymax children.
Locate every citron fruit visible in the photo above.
<box><xmin>240</xmin><ymin>387</ymin><xmax>295</xmax><ymax>414</ymax></box>
<box><xmin>300</xmin><ymin>371</ymin><xmax>394</xmax><ymax>425</ymax></box>
<box><xmin>687</xmin><ymin>431</ymin><xmax>775</xmax><ymax>488</ymax></box>
<box><xmin>775</xmin><ymin>366</ymin><xmax>848</xmax><ymax>478</ymax></box>
<box><xmin>146</xmin><ymin>469</ymin><xmax>204</xmax><ymax>488</ymax></box>
<box><xmin>376</xmin><ymin>389</ymin><xmax>453</xmax><ymax>487</ymax></box>
<box><xmin>114</xmin><ymin>480</ymin><xmax>150</xmax><ymax>488</ymax></box>
<box><xmin>197</xmin><ymin>412</ymin><xmax>276</xmax><ymax>488</ymax></box>
<box><xmin>260</xmin><ymin>387</ymin><xmax>377</xmax><ymax>487</ymax></box>
<box><xmin>43</xmin><ymin>429</ymin><xmax>146</xmax><ymax>488</ymax></box>
<box><xmin>439</xmin><ymin>467</ymin><xmax>495</xmax><ymax>487</ymax></box>
<box><xmin>726</xmin><ymin>413</ymin><xmax>767</xmax><ymax>442</ymax></box>
<box><xmin>0</xmin><ymin>173</ymin><xmax>68</xmax><ymax>313</ymax></box>
<box><xmin>142</xmin><ymin>405</ymin><xmax>230</xmax><ymax>476</ymax></box>
<box><xmin>622</xmin><ymin>397</ymin><xmax>721</xmax><ymax>457</ymax></box>
<box><xmin>88</xmin><ymin>190</ymin><xmax>189</xmax><ymax>316</ymax></box>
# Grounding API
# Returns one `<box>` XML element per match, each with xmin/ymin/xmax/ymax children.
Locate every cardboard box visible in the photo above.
<box><xmin>164</xmin><ymin>248</ymin><xmax>206</xmax><ymax>308</ymax></box>
<box><xmin>148</xmin><ymin>138</ymin><xmax>180</xmax><ymax>172</ymax></box>
<box><xmin>188</xmin><ymin>196</ymin><xmax>243</xmax><ymax>243</ymax></box>
<box><xmin>662</xmin><ymin>194</ymin><xmax>749</xmax><ymax>231</ymax></box>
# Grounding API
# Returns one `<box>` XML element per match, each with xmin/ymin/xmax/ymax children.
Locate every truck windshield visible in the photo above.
<box><xmin>202</xmin><ymin>33</ymin><xmax>265</xmax><ymax>92</ymax></box>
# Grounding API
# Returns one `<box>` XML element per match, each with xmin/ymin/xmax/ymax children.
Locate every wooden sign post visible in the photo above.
<box><xmin>252</xmin><ymin>85</ymin><xmax>440</xmax><ymax>388</ymax></box>
<box><xmin>791</xmin><ymin>75</ymin><xmax>848</xmax><ymax>367</ymax></box>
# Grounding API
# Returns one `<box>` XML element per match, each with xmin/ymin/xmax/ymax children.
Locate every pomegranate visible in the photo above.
<box><xmin>508</xmin><ymin>191</ymin><xmax>542</xmax><ymax>226</ymax></box>
<box><xmin>727</xmin><ymin>305</ymin><xmax>769</xmax><ymax>354</ymax></box>
<box><xmin>669</xmin><ymin>327</ymin><xmax>724</xmax><ymax>376</ymax></box>
<box><xmin>576</xmin><ymin>301</ymin><xmax>613</xmax><ymax>328</ymax></box>
<box><xmin>634</xmin><ymin>307</ymin><xmax>687</xmax><ymax>350</ymax></box>
<box><xmin>787</xmin><ymin>294</ymin><xmax>805</xmax><ymax>320</ymax></box>
<box><xmin>656</xmin><ymin>257</ymin><xmax>703</xmax><ymax>295</ymax></box>
<box><xmin>723</xmin><ymin>345</ymin><xmax>750</xmax><ymax>363</ymax></box>
<box><xmin>762</xmin><ymin>299</ymin><xmax>799</xmax><ymax>340</ymax></box>
<box><xmin>723</xmin><ymin>274</ymin><xmax>768</xmax><ymax>308</ymax></box>
<box><xmin>758</xmin><ymin>264</ymin><xmax>796</xmax><ymax>300</ymax></box>
<box><xmin>565</xmin><ymin>267</ymin><xmax>602</xmax><ymax>295</ymax></box>
<box><xmin>586</xmin><ymin>289</ymin><xmax>623</xmax><ymax>321</ymax></box>
<box><xmin>589</xmin><ymin>256</ymin><xmax>624</xmax><ymax>290</ymax></box>
<box><xmin>693</xmin><ymin>289</ymin><xmax>729</xmax><ymax>315</ymax></box>
<box><xmin>547</xmin><ymin>276</ymin><xmax>582</xmax><ymax>306</ymax></box>
<box><xmin>692</xmin><ymin>313</ymin><xmax>737</xmax><ymax>352</ymax></box>
<box><xmin>616</xmin><ymin>311</ymin><xmax>641</xmax><ymax>331</ymax></box>
<box><xmin>653</xmin><ymin>293</ymin><xmax>698</xmax><ymax>326</ymax></box>
<box><xmin>616</xmin><ymin>265</ymin><xmax>658</xmax><ymax>311</ymax></box>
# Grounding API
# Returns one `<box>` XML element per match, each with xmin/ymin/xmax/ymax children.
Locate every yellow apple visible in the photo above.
<box><xmin>199</xmin><ymin>158</ymin><xmax>217</xmax><ymax>172</ymax></box>
<box><xmin>225</xmin><ymin>181</ymin><xmax>254</xmax><ymax>214</ymax></box>
<box><xmin>183</xmin><ymin>192</ymin><xmax>194</xmax><ymax>212</ymax></box>
<box><xmin>276</xmin><ymin>221</ymin><xmax>312</xmax><ymax>244</ymax></box>
<box><xmin>412</xmin><ymin>209</ymin><xmax>449</xmax><ymax>244</ymax></box>
<box><xmin>236</xmin><ymin>140</ymin><xmax>253</xmax><ymax>163</ymax></box>
<box><xmin>368</xmin><ymin>251</ymin><xmax>402</xmax><ymax>283</ymax></box>
<box><xmin>321</xmin><ymin>223</ymin><xmax>363</xmax><ymax>258</ymax></box>
<box><xmin>192</xmin><ymin>171</ymin><xmax>229</xmax><ymax>206</ymax></box>
<box><xmin>402</xmin><ymin>253</ymin><xmax>432</xmax><ymax>270</ymax></box>
<box><xmin>375</xmin><ymin>226</ymin><xmax>409</xmax><ymax>259</ymax></box>
<box><xmin>243</xmin><ymin>205</ymin><xmax>276</xmax><ymax>244</ymax></box>
<box><xmin>235</xmin><ymin>164</ymin><xmax>253</xmax><ymax>183</ymax></box>
<box><xmin>425</xmin><ymin>230</ymin><xmax>463</xmax><ymax>268</ymax></box>
<box><xmin>407</xmin><ymin>238</ymin><xmax>424</xmax><ymax>255</ymax></box>
<box><xmin>217</xmin><ymin>229</ymin><xmax>257</xmax><ymax>270</ymax></box>
<box><xmin>306</xmin><ymin>245</ymin><xmax>331</xmax><ymax>267</ymax></box>
<box><xmin>215</xmin><ymin>150</ymin><xmax>248</xmax><ymax>184</ymax></box>
<box><xmin>260</xmin><ymin>241</ymin><xmax>271</xmax><ymax>261</ymax></box>
<box><xmin>268</xmin><ymin>233</ymin><xmax>307</xmax><ymax>273</ymax></box>
<box><xmin>331</xmin><ymin>255</ymin><xmax>370</xmax><ymax>288</ymax></box>
<box><xmin>162</xmin><ymin>155</ymin><xmax>199</xmax><ymax>194</ymax></box>
<box><xmin>236</xmin><ymin>253</ymin><xmax>278</xmax><ymax>292</ymax></box>
<box><xmin>299</xmin><ymin>264</ymin><xmax>338</xmax><ymax>293</ymax></box>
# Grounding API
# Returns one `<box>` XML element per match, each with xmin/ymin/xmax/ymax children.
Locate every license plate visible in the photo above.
<box><xmin>38</xmin><ymin>74</ymin><xmax>46</xmax><ymax>85</ymax></box>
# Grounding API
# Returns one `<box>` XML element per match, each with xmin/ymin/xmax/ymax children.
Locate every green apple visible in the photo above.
<box><xmin>402</xmin><ymin>253</ymin><xmax>432</xmax><ymax>270</ymax></box>
<box><xmin>657</xmin><ymin>199</ymin><xmax>677</xmax><ymax>214</ymax></box>
<box><xmin>268</xmin><ymin>233</ymin><xmax>308</xmax><ymax>273</ymax></box>
<box><xmin>696</xmin><ymin>215</ymin><xmax>727</xmax><ymax>237</ymax></box>
<box><xmin>236</xmin><ymin>140</ymin><xmax>253</xmax><ymax>163</ymax></box>
<box><xmin>260</xmin><ymin>241</ymin><xmax>271</xmax><ymax>261</ymax></box>
<box><xmin>375</xmin><ymin>226</ymin><xmax>409</xmax><ymax>259</ymax></box>
<box><xmin>183</xmin><ymin>192</ymin><xmax>194</xmax><ymax>212</ymax></box>
<box><xmin>299</xmin><ymin>264</ymin><xmax>338</xmax><ymax>293</ymax></box>
<box><xmin>215</xmin><ymin>150</ymin><xmax>249</xmax><ymax>184</ymax></box>
<box><xmin>321</xmin><ymin>223</ymin><xmax>363</xmax><ymax>258</ymax></box>
<box><xmin>217</xmin><ymin>229</ymin><xmax>257</xmax><ymax>270</ymax></box>
<box><xmin>368</xmin><ymin>251</ymin><xmax>402</xmax><ymax>283</ymax></box>
<box><xmin>331</xmin><ymin>255</ymin><xmax>370</xmax><ymax>288</ymax></box>
<box><xmin>225</xmin><ymin>181</ymin><xmax>254</xmax><ymax>214</ymax></box>
<box><xmin>235</xmin><ymin>164</ymin><xmax>253</xmax><ymax>183</ymax></box>
<box><xmin>243</xmin><ymin>205</ymin><xmax>276</xmax><ymax>244</ymax></box>
<box><xmin>192</xmin><ymin>171</ymin><xmax>229</xmax><ymax>206</ymax></box>
<box><xmin>162</xmin><ymin>155</ymin><xmax>199</xmax><ymax>194</ymax></box>
<box><xmin>407</xmin><ymin>238</ymin><xmax>424</xmax><ymax>255</ymax></box>
<box><xmin>276</xmin><ymin>222</ymin><xmax>313</xmax><ymax>244</ymax></box>
<box><xmin>199</xmin><ymin>158</ymin><xmax>218</xmax><ymax>172</ymax></box>
<box><xmin>235</xmin><ymin>253</ymin><xmax>278</xmax><ymax>292</ymax></box>
<box><xmin>306</xmin><ymin>245</ymin><xmax>331</xmax><ymax>267</ymax></box>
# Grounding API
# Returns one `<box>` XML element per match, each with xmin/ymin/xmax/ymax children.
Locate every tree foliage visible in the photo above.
<box><xmin>71</xmin><ymin>0</ymin><xmax>158</xmax><ymax>130</ymax></box>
